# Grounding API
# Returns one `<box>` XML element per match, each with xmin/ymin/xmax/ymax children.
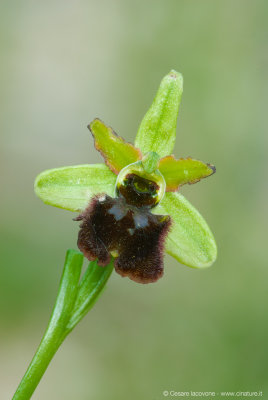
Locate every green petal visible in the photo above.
<box><xmin>135</xmin><ymin>70</ymin><xmax>183</xmax><ymax>158</ymax></box>
<box><xmin>89</xmin><ymin>119</ymin><xmax>142</xmax><ymax>174</ymax></box>
<box><xmin>34</xmin><ymin>164</ymin><xmax>116</xmax><ymax>212</ymax></box>
<box><xmin>159</xmin><ymin>155</ymin><xmax>216</xmax><ymax>191</ymax></box>
<box><xmin>154</xmin><ymin>192</ymin><xmax>217</xmax><ymax>268</ymax></box>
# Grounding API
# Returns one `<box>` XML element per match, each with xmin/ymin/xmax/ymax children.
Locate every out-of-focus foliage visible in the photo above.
<box><xmin>0</xmin><ymin>1</ymin><xmax>267</xmax><ymax>399</ymax></box>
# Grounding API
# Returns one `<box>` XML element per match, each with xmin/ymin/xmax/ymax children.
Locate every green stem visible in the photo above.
<box><xmin>13</xmin><ymin>250</ymin><xmax>113</xmax><ymax>400</ymax></box>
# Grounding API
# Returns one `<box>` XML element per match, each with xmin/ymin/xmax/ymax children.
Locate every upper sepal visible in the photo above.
<box><xmin>34</xmin><ymin>164</ymin><xmax>116</xmax><ymax>212</ymax></box>
<box><xmin>135</xmin><ymin>70</ymin><xmax>183</xmax><ymax>158</ymax></box>
<box><xmin>89</xmin><ymin>118</ymin><xmax>142</xmax><ymax>174</ymax></box>
<box><xmin>159</xmin><ymin>155</ymin><xmax>216</xmax><ymax>191</ymax></box>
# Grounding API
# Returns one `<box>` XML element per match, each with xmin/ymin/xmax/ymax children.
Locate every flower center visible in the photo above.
<box><xmin>115</xmin><ymin>161</ymin><xmax>166</xmax><ymax>208</ymax></box>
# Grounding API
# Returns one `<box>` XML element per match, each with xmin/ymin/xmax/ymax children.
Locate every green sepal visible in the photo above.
<box><xmin>89</xmin><ymin>118</ymin><xmax>142</xmax><ymax>174</ymax></box>
<box><xmin>135</xmin><ymin>70</ymin><xmax>183</xmax><ymax>158</ymax></box>
<box><xmin>159</xmin><ymin>155</ymin><xmax>216</xmax><ymax>191</ymax></box>
<box><xmin>154</xmin><ymin>192</ymin><xmax>217</xmax><ymax>268</ymax></box>
<box><xmin>34</xmin><ymin>164</ymin><xmax>116</xmax><ymax>212</ymax></box>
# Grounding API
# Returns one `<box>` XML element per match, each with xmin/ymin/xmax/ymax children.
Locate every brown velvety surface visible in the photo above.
<box><xmin>75</xmin><ymin>194</ymin><xmax>171</xmax><ymax>283</ymax></box>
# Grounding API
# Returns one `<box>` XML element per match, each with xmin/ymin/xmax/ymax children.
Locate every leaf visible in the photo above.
<box><xmin>159</xmin><ymin>155</ymin><xmax>216</xmax><ymax>191</ymax></box>
<box><xmin>67</xmin><ymin>258</ymin><xmax>114</xmax><ymax>331</ymax></box>
<box><xmin>34</xmin><ymin>164</ymin><xmax>116</xmax><ymax>212</ymax></box>
<box><xmin>135</xmin><ymin>70</ymin><xmax>183</xmax><ymax>158</ymax></box>
<box><xmin>50</xmin><ymin>249</ymin><xmax>84</xmax><ymax>331</ymax></box>
<box><xmin>89</xmin><ymin>119</ymin><xmax>142</xmax><ymax>174</ymax></box>
<box><xmin>154</xmin><ymin>192</ymin><xmax>217</xmax><ymax>268</ymax></box>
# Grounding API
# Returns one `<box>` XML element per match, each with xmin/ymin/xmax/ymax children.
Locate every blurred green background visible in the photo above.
<box><xmin>1</xmin><ymin>1</ymin><xmax>267</xmax><ymax>399</ymax></box>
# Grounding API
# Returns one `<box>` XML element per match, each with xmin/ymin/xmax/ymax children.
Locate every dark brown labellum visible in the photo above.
<box><xmin>75</xmin><ymin>174</ymin><xmax>171</xmax><ymax>284</ymax></box>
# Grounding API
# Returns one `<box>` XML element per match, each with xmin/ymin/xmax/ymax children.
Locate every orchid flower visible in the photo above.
<box><xmin>34</xmin><ymin>70</ymin><xmax>217</xmax><ymax>283</ymax></box>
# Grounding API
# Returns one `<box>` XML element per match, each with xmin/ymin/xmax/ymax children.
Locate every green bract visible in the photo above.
<box><xmin>35</xmin><ymin>70</ymin><xmax>217</xmax><ymax>269</ymax></box>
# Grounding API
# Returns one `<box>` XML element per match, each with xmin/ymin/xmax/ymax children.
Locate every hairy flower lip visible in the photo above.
<box><xmin>75</xmin><ymin>193</ymin><xmax>172</xmax><ymax>284</ymax></box>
